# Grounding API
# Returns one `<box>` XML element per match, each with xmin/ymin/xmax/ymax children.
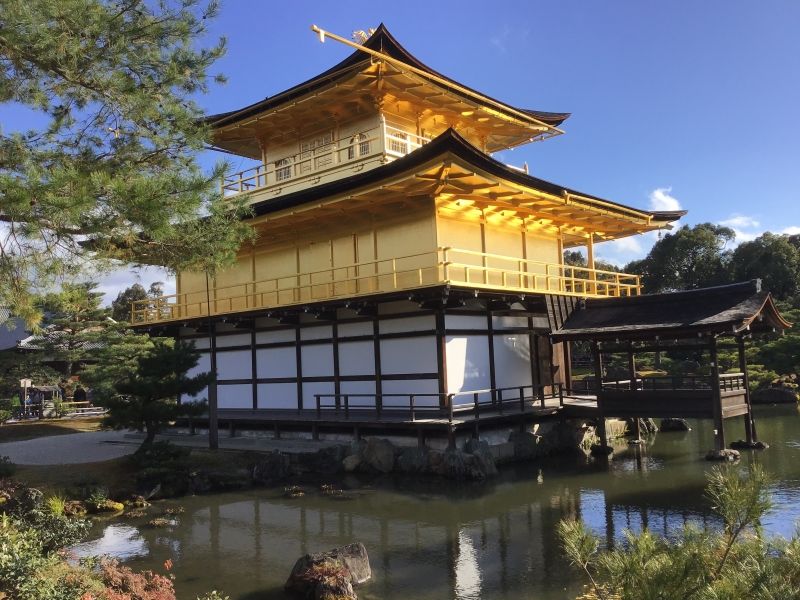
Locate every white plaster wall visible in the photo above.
<box><xmin>379</xmin><ymin>315</ymin><xmax>434</xmax><ymax>334</ymax></box>
<box><xmin>300</xmin><ymin>325</ymin><xmax>332</xmax><ymax>341</ymax></box>
<box><xmin>217</xmin><ymin>384</ymin><xmax>252</xmax><ymax>409</ymax></box>
<box><xmin>380</xmin><ymin>336</ymin><xmax>437</xmax><ymax>375</ymax></box>
<box><xmin>338</xmin><ymin>341</ymin><xmax>375</xmax><ymax>376</ymax></box>
<box><xmin>337</xmin><ymin>321</ymin><xmax>373</xmax><ymax>337</ymax></box>
<box><xmin>493</xmin><ymin>334</ymin><xmax>533</xmax><ymax>390</ymax></box>
<box><xmin>446</xmin><ymin>335</ymin><xmax>491</xmax><ymax>404</ymax></box>
<box><xmin>492</xmin><ymin>315</ymin><xmax>529</xmax><ymax>330</ymax></box>
<box><xmin>191</xmin><ymin>337</ymin><xmax>210</xmax><ymax>350</ymax></box>
<box><xmin>216</xmin><ymin>350</ymin><xmax>252</xmax><ymax>380</ymax></box>
<box><xmin>256</xmin><ymin>347</ymin><xmax>296</xmax><ymax>378</ymax></box>
<box><xmin>255</xmin><ymin>329</ymin><xmax>295</xmax><ymax>344</ymax></box>
<box><xmin>446</xmin><ymin>314</ymin><xmax>486</xmax><ymax>330</ymax></box>
<box><xmin>257</xmin><ymin>382</ymin><xmax>297</xmax><ymax>409</ymax></box>
<box><xmin>301</xmin><ymin>344</ymin><xmax>334</xmax><ymax>377</ymax></box>
<box><xmin>216</xmin><ymin>333</ymin><xmax>251</xmax><ymax>348</ymax></box>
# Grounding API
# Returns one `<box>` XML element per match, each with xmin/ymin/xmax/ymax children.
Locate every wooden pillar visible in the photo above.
<box><xmin>587</xmin><ymin>234</ymin><xmax>597</xmax><ymax>295</ymax></box>
<box><xmin>487</xmin><ymin>305</ymin><xmax>497</xmax><ymax>401</ymax></box>
<box><xmin>592</xmin><ymin>341</ymin><xmax>608</xmax><ymax>448</ymax></box>
<box><xmin>562</xmin><ymin>341</ymin><xmax>572</xmax><ymax>395</ymax></box>
<box><xmin>435</xmin><ymin>306</ymin><xmax>448</xmax><ymax>410</ymax></box>
<box><xmin>709</xmin><ymin>335</ymin><xmax>726</xmax><ymax>452</ymax></box>
<box><xmin>627</xmin><ymin>342</ymin><xmax>640</xmax><ymax>441</ymax></box>
<box><xmin>205</xmin><ymin>274</ymin><xmax>219</xmax><ymax>450</ymax></box>
<box><xmin>738</xmin><ymin>335</ymin><xmax>757</xmax><ymax>443</ymax></box>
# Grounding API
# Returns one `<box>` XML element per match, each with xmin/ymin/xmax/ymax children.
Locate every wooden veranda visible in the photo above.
<box><xmin>552</xmin><ymin>280</ymin><xmax>791</xmax><ymax>456</ymax></box>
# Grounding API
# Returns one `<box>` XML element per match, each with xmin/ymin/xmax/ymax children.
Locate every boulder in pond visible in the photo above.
<box><xmin>396</xmin><ymin>447</ymin><xmax>428</xmax><ymax>473</ymax></box>
<box><xmin>285</xmin><ymin>542</ymin><xmax>371</xmax><ymax>599</ymax></box>
<box><xmin>251</xmin><ymin>451</ymin><xmax>292</xmax><ymax>484</ymax></box>
<box><xmin>705</xmin><ymin>448</ymin><xmax>740</xmax><ymax>462</ymax></box>
<box><xmin>660</xmin><ymin>418</ymin><xmax>691</xmax><ymax>432</ymax></box>
<box><xmin>342</xmin><ymin>454</ymin><xmax>362</xmax><ymax>473</ymax></box>
<box><xmin>752</xmin><ymin>386</ymin><xmax>798</xmax><ymax>404</ymax></box>
<box><xmin>362</xmin><ymin>438</ymin><xmax>395</xmax><ymax>473</ymax></box>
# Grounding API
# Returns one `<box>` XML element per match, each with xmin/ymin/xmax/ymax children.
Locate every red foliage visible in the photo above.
<box><xmin>98</xmin><ymin>558</ymin><xmax>176</xmax><ymax>600</ymax></box>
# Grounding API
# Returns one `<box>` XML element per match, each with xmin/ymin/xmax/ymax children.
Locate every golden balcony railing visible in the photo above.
<box><xmin>131</xmin><ymin>248</ymin><xmax>641</xmax><ymax>324</ymax></box>
<box><xmin>221</xmin><ymin>122</ymin><xmax>430</xmax><ymax>198</ymax></box>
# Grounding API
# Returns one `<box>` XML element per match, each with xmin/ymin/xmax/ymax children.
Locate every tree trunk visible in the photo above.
<box><xmin>142</xmin><ymin>422</ymin><xmax>158</xmax><ymax>447</ymax></box>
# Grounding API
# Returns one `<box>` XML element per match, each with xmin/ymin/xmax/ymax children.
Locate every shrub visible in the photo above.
<box><xmin>558</xmin><ymin>464</ymin><xmax>799</xmax><ymax>600</ymax></box>
<box><xmin>196</xmin><ymin>593</ymin><xmax>230</xmax><ymax>600</ymax></box>
<box><xmin>45</xmin><ymin>494</ymin><xmax>66</xmax><ymax>516</ymax></box>
<box><xmin>0</xmin><ymin>455</ymin><xmax>16</xmax><ymax>478</ymax></box>
<box><xmin>97</xmin><ymin>557</ymin><xmax>176</xmax><ymax>600</ymax></box>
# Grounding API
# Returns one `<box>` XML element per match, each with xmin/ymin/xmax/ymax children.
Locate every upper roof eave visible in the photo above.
<box><xmin>204</xmin><ymin>24</ymin><xmax>570</xmax><ymax>131</ymax></box>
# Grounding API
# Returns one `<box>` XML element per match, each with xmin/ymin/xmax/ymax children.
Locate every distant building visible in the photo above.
<box><xmin>0</xmin><ymin>308</ymin><xmax>29</xmax><ymax>352</ymax></box>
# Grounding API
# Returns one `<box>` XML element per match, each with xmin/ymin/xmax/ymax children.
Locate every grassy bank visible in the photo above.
<box><xmin>0</xmin><ymin>416</ymin><xmax>103</xmax><ymax>443</ymax></box>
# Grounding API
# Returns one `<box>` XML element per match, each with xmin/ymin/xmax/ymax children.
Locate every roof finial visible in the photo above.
<box><xmin>352</xmin><ymin>28</ymin><xmax>377</xmax><ymax>44</ymax></box>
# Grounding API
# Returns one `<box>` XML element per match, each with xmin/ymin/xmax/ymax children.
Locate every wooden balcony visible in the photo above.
<box><xmin>221</xmin><ymin>122</ymin><xmax>430</xmax><ymax>200</ymax></box>
<box><xmin>131</xmin><ymin>248</ymin><xmax>640</xmax><ymax>324</ymax></box>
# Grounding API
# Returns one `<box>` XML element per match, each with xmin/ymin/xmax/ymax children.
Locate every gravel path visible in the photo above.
<box><xmin>0</xmin><ymin>430</ymin><xmax>136</xmax><ymax>465</ymax></box>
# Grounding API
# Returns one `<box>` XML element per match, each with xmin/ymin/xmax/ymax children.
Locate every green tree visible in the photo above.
<box><xmin>33</xmin><ymin>282</ymin><xmax>110</xmax><ymax>379</ymax></box>
<box><xmin>625</xmin><ymin>223</ymin><xmax>735</xmax><ymax>292</ymax></box>
<box><xmin>111</xmin><ymin>282</ymin><xmax>164</xmax><ymax>322</ymax></box>
<box><xmin>730</xmin><ymin>233</ymin><xmax>800</xmax><ymax>300</ymax></box>
<box><xmin>101</xmin><ymin>338</ymin><xmax>212</xmax><ymax>447</ymax></box>
<box><xmin>558</xmin><ymin>465</ymin><xmax>795</xmax><ymax>600</ymax></box>
<box><xmin>0</xmin><ymin>0</ymin><xmax>253</xmax><ymax>328</ymax></box>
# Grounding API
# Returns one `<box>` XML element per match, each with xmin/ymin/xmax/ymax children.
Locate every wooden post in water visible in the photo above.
<box><xmin>737</xmin><ymin>335</ymin><xmax>757</xmax><ymax>443</ymax></box>
<box><xmin>709</xmin><ymin>335</ymin><xmax>725</xmax><ymax>452</ymax></box>
<box><xmin>628</xmin><ymin>341</ymin><xmax>641</xmax><ymax>442</ymax></box>
<box><xmin>592</xmin><ymin>341</ymin><xmax>609</xmax><ymax>449</ymax></box>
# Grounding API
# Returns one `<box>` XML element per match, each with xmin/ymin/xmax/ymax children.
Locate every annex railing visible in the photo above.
<box><xmin>572</xmin><ymin>373</ymin><xmax>746</xmax><ymax>394</ymax></box>
<box><xmin>131</xmin><ymin>248</ymin><xmax>643</xmax><ymax>323</ymax></box>
<box><xmin>313</xmin><ymin>383</ymin><xmax>566</xmax><ymax>423</ymax></box>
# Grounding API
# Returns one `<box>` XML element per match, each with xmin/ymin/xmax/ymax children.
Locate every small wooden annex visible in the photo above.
<box><xmin>131</xmin><ymin>25</ymin><xmax>700</xmax><ymax>446</ymax></box>
<box><xmin>552</xmin><ymin>280</ymin><xmax>791</xmax><ymax>453</ymax></box>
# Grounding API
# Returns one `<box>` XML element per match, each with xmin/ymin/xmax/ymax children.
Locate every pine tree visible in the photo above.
<box><xmin>100</xmin><ymin>338</ymin><xmax>212</xmax><ymax>447</ymax></box>
<box><xmin>0</xmin><ymin>0</ymin><xmax>253</xmax><ymax>327</ymax></box>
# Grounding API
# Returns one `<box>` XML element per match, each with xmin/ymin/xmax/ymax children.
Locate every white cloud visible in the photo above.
<box><xmin>781</xmin><ymin>226</ymin><xmax>800</xmax><ymax>235</ymax></box>
<box><xmin>648</xmin><ymin>187</ymin><xmax>682</xmax><ymax>212</ymax></box>
<box><xmin>720</xmin><ymin>214</ymin><xmax>760</xmax><ymax>229</ymax></box>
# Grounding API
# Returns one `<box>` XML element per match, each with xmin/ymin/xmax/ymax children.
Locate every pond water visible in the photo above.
<box><xmin>74</xmin><ymin>405</ymin><xmax>800</xmax><ymax>599</ymax></box>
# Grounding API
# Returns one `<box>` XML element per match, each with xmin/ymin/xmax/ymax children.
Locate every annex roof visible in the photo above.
<box><xmin>551</xmin><ymin>280</ymin><xmax>792</xmax><ymax>341</ymax></box>
<box><xmin>248</xmin><ymin>128</ymin><xmax>685</xmax><ymax>247</ymax></box>
<box><xmin>206</xmin><ymin>24</ymin><xmax>569</xmax><ymax>155</ymax></box>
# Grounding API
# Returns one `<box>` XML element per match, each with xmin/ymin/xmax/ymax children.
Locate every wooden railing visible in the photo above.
<box><xmin>221</xmin><ymin>122</ymin><xmax>431</xmax><ymax>197</ymax></box>
<box><xmin>131</xmin><ymin>248</ymin><xmax>641</xmax><ymax>324</ymax></box>
<box><xmin>313</xmin><ymin>383</ymin><xmax>565</xmax><ymax>423</ymax></box>
<box><xmin>573</xmin><ymin>373</ymin><xmax>746</xmax><ymax>394</ymax></box>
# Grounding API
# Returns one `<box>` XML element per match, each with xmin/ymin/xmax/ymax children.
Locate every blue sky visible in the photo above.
<box><xmin>5</xmin><ymin>1</ymin><xmax>800</xmax><ymax>301</ymax></box>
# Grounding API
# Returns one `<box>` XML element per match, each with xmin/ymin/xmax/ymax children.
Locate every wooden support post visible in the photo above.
<box><xmin>592</xmin><ymin>341</ymin><xmax>609</xmax><ymax>452</ymax></box>
<box><xmin>353</xmin><ymin>425</ymin><xmax>361</xmax><ymax>442</ymax></box>
<box><xmin>273</xmin><ymin>422</ymin><xmax>281</xmax><ymax>440</ymax></box>
<box><xmin>587</xmin><ymin>234</ymin><xmax>597</xmax><ymax>295</ymax></box>
<box><xmin>228</xmin><ymin>421</ymin><xmax>235</xmax><ymax>438</ymax></box>
<box><xmin>417</xmin><ymin>427</ymin><xmax>425</xmax><ymax>449</ymax></box>
<box><xmin>710</xmin><ymin>336</ymin><xmax>726</xmax><ymax>452</ymax></box>
<box><xmin>312</xmin><ymin>423</ymin><xmax>319</xmax><ymax>441</ymax></box>
<box><xmin>738</xmin><ymin>335</ymin><xmax>757</xmax><ymax>443</ymax></box>
<box><xmin>562</xmin><ymin>341</ymin><xmax>572</xmax><ymax>395</ymax></box>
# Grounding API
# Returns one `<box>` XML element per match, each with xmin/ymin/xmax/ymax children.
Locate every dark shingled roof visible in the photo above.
<box><xmin>551</xmin><ymin>280</ymin><xmax>792</xmax><ymax>341</ymax></box>
<box><xmin>250</xmin><ymin>128</ymin><xmax>686</xmax><ymax>226</ymax></box>
<box><xmin>205</xmin><ymin>24</ymin><xmax>570</xmax><ymax>130</ymax></box>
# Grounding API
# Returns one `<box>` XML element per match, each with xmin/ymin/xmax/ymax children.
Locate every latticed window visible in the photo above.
<box><xmin>347</xmin><ymin>133</ymin><xmax>370</xmax><ymax>160</ymax></box>
<box><xmin>275</xmin><ymin>157</ymin><xmax>291</xmax><ymax>181</ymax></box>
<box><xmin>387</xmin><ymin>131</ymin><xmax>408</xmax><ymax>155</ymax></box>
